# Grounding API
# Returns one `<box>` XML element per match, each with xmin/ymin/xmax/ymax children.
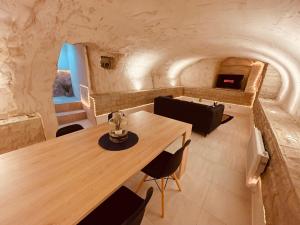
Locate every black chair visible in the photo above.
<box><xmin>56</xmin><ymin>124</ymin><xmax>84</xmax><ymax>137</ymax></box>
<box><xmin>78</xmin><ymin>186</ymin><xmax>153</xmax><ymax>225</ymax></box>
<box><xmin>136</xmin><ymin>139</ymin><xmax>191</xmax><ymax>217</ymax></box>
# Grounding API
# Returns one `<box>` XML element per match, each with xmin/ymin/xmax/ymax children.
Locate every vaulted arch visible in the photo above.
<box><xmin>1</xmin><ymin>0</ymin><xmax>300</xmax><ymax>137</ymax></box>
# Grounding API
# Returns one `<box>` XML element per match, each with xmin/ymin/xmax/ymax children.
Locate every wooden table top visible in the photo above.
<box><xmin>0</xmin><ymin>111</ymin><xmax>192</xmax><ymax>225</ymax></box>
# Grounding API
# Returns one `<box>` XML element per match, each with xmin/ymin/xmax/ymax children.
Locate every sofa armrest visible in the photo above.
<box><xmin>207</xmin><ymin>104</ymin><xmax>225</xmax><ymax>133</ymax></box>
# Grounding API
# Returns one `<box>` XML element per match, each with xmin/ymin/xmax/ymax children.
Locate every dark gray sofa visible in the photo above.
<box><xmin>154</xmin><ymin>96</ymin><xmax>224</xmax><ymax>135</ymax></box>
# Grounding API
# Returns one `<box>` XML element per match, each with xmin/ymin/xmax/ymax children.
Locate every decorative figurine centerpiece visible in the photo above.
<box><xmin>108</xmin><ymin>111</ymin><xmax>128</xmax><ymax>143</ymax></box>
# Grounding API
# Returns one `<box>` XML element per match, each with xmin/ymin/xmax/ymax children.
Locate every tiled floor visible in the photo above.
<box><xmin>124</xmin><ymin>112</ymin><xmax>252</xmax><ymax>225</ymax></box>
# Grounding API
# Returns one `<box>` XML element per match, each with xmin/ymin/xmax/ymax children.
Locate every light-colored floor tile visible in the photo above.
<box><xmin>202</xmin><ymin>184</ymin><xmax>251</xmax><ymax>225</ymax></box>
<box><xmin>212</xmin><ymin>164</ymin><xmax>250</xmax><ymax>200</ymax></box>
<box><xmin>197</xmin><ymin>209</ymin><xmax>227</xmax><ymax>225</ymax></box>
<box><xmin>180</xmin><ymin>172</ymin><xmax>212</xmax><ymax>209</ymax></box>
<box><xmin>141</xmin><ymin>216</ymin><xmax>155</xmax><ymax>225</ymax></box>
<box><xmin>185</xmin><ymin>155</ymin><xmax>215</xmax><ymax>183</ymax></box>
<box><xmin>124</xmin><ymin>112</ymin><xmax>252</xmax><ymax>225</ymax></box>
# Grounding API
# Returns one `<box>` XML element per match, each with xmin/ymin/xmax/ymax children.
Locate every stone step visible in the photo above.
<box><xmin>58</xmin><ymin>119</ymin><xmax>93</xmax><ymax>129</ymax></box>
<box><xmin>56</xmin><ymin>110</ymin><xmax>87</xmax><ymax>125</ymax></box>
<box><xmin>55</xmin><ymin>101</ymin><xmax>83</xmax><ymax>113</ymax></box>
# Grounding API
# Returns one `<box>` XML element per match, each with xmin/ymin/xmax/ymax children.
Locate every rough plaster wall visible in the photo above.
<box><xmin>180</xmin><ymin>59</ymin><xmax>221</xmax><ymax>87</ymax></box>
<box><xmin>87</xmin><ymin>45</ymin><xmax>156</xmax><ymax>93</ymax></box>
<box><xmin>0</xmin><ymin>1</ymin><xmax>61</xmax><ymax>138</ymax></box>
<box><xmin>294</xmin><ymin>106</ymin><xmax>300</xmax><ymax>124</ymax></box>
<box><xmin>2</xmin><ymin>0</ymin><xmax>300</xmax><ymax>138</ymax></box>
<box><xmin>180</xmin><ymin>57</ymin><xmax>264</xmax><ymax>94</ymax></box>
<box><xmin>0</xmin><ymin>44</ymin><xmax>17</xmax><ymax>117</ymax></box>
<box><xmin>260</xmin><ymin>65</ymin><xmax>282</xmax><ymax>100</ymax></box>
<box><xmin>87</xmin><ymin>44</ymin><xmax>184</xmax><ymax>93</ymax></box>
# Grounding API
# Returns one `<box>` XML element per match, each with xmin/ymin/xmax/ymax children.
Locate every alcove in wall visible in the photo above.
<box><xmin>52</xmin><ymin>43</ymin><xmax>95</xmax><ymax>127</ymax></box>
<box><xmin>53</xmin><ymin>43</ymin><xmax>81</xmax><ymax>104</ymax></box>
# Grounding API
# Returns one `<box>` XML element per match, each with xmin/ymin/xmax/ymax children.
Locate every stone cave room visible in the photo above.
<box><xmin>0</xmin><ymin>1</ymin><xmax>299</xmax><ymax>225</ymax></box>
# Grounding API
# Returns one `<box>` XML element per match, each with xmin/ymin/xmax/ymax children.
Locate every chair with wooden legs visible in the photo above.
<box><xmin>135</xmin><ymin>139</ymin><xmax>191</xmax><ymax>217</ymax></box>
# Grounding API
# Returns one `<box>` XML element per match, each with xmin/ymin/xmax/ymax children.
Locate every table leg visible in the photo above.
<box><xmin>176</xmin><ymin>129</ymin><xmax>191</xmax><ymax>179</ymax></box>
<box><xmin>161</xmin><ymin>178</ymin><xmax>165</xmax><ymax>218</ymax></box>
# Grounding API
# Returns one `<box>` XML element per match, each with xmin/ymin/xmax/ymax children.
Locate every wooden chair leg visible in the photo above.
<box><xmin>161</xmin><ymin>178</ymin><xmax>165</xmax><ymax>218</ymax></box>
<box><xmin>136</xmin><ymin>174</ymin><xmax>148</xmax><ymax>193</ymax></box>
<box><xmin>172</xmin><ymin>174</ymin><xmax>182</xmax><ymax>192</ymax></box>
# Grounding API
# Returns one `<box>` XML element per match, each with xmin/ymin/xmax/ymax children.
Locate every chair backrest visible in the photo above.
<box><xmin>121</xmin><ymin>187</ymin><xmax>153</xmax><ymax>225</ymax></box>
<box><xmin>56</xmin><ymin>124</ymin><xmax>84</xmax><ymax>137</ymax></box>
<box><xmin>162</xmin><ymin>139</ymin><xmax>191</xmax><ymax>177</ymax></box>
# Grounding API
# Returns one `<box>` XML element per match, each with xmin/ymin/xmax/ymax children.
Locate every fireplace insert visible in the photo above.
<box><xmin>215</xmin><ymin>74</ymin><xmax>244</xmax><ymax>90</ymax></box>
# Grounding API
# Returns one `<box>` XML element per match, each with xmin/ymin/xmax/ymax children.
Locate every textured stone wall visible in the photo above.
<box><xmin>87</xmin><ymin>44</ymin><xmax>181</xmax><ymax>94</ymax></box>
<box><xmin>253</xmin><ymin>99</ymin><xmax>300</xmax><ymax>225</ymax></box>
<box><xmin>259</xmin><ymin>65</ymin><xmax>282</xmax><ymax>100</ymax></box>
<box><xmin>180</xmin><ymin>59</ymin><xmax>222</xmax><ymax>87</ymax></box>
<box><xmin>180</xmin><ymin>57</ymin><xmax>264</xmax><ymax>91</ymax></box>
<box><xmin>0</xmin><ymin>115</ymin><xmax>45</xmax><ymax>154</ymax></box>
<box><xmin>91</xmin><ymin>85</ymin><xmax>255</xmax><ymax>117</ymax></box>
<box><xmin>184</xmin><ymin>87</ymin><xmax>255</xmax><ymax>106</ymax></box>
<box><xmin>91</xmin><ymin>87</ymin><xmax>183</xmax><ymax>115</ymax></box>
<box><xmin>179</xmin><ymin>57</ymin><xmax>264</xmax><ymax>105</ymax></box>
<box><xmin>1</xmin><ymin>0</ymin><xmax>300</xmax><ymax>139</ymax></box>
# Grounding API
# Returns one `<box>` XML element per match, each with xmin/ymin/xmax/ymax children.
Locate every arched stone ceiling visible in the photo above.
<box><xmin>1</xmin><ymin>0</ymin><xmax>300</xmax><ymax>137</ymax></box>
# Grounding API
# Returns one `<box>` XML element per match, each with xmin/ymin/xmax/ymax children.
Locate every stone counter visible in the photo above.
<box><xmin>91</xmin><ymin>87</ymin><xmax>184</xmax><ymax>115</ymax></box>
<box><xmin>253</xmin><ymin>98</ymin><xmax>300</xmax><ymax>225</ymax></box>
<box><xmin>184</xmin><ymin>87</ymin><xmax>255</xmax><ymax>106</ymax></box>
<box><xmin>91</xmin><ymin>86</ymin><xmax>255</xmax><ymax>116</ymax></box>
<box><xmin>0</xmin><ymin>114</ymin><xmax>46</xmax><ymax>154</ymax></box>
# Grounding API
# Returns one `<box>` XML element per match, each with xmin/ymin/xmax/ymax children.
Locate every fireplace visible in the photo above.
<box><xmin>215</xmin><ymin>74</ymin><xmax>244</xmax><ymax>90</ymax></box>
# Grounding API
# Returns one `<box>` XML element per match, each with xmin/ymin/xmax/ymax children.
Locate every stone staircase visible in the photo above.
<box><xmin>55</xmin><ymin>101</ymin><xmax>87</xmax><ymax>125</ymax></box>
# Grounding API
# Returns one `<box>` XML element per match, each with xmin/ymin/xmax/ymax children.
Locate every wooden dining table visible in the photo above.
<box><xmin>0</xmin><ymin>111</ymin><xmax>192</xmax><ymax>225</ymax></box>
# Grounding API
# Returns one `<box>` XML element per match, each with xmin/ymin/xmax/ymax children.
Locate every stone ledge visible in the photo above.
<box><xmin>0</xmin><ymin>114</ymin><xmax>46</xmax><ymax>154</ymax></box>
<box><xmin>91</xmin><ymin>87</ymin><xmax>184</xmax><ymax>115</ymax></box>
<box><xmin>259</xmin><ymin>99</ymin><xmax>300</xmax><ymax>196</ymax></box>
<box><xmin>91</xmin><ymin>87</ymin><xmax>255</xmax><ymax>116</ymax></box>
<box><xmin>184</xmin><ymin>87</ymin><xmax>255</xmax><ymax>106</ymax></box>
<box><xmin>253</xmin><ymin>98</ymin><xmax>300</xmax><ymax>225</ymax></box>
